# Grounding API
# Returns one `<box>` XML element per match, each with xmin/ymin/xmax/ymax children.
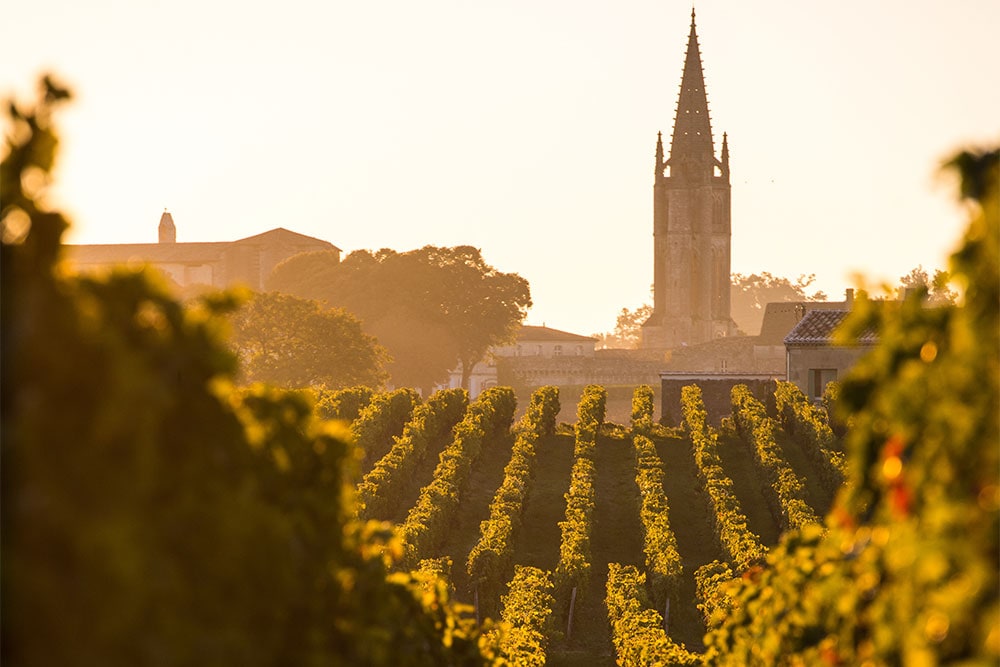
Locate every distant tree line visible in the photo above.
<box><xmin>595</xmin><ymin>269</ymin><xmax>956</xmax><ymax>348</ymax></box>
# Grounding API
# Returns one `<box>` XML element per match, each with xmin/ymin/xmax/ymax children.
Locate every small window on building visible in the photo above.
<box><xmin>537</xmin><ymin>344</ymin><xmax>543</xmax><ymax>355</ymax></box>
<box><xmin>808</xmin><ymin>368</ymin><xmax>838</xmax><ymax>400</ymax></box>
<box><xmin>575</xmin><ymin>345</ymin><xmax>583</xmax><ymax>356</ymax></box>
<box><xmin>554</xmin><ymin>345</ymin><xmax>563</xmax><ymax>356</ymax></box>
<box><xmin>720</xmin><ymin>359</ymin><xmax>728</xmax><ymax>372</ymax></box>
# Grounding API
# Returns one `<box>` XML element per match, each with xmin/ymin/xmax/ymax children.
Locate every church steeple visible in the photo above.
<box><xmin>668</xmin><ymin>8</ymin><xmax>715</xmax><ymax>182</ymax></box>
<box><xmin>643</xmin><ymin>8</ymin><xmax>733</xmax><ymax>350</ymax></box>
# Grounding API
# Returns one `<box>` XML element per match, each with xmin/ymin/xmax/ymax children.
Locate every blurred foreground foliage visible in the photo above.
<box><xmin>704</xmin><ymin>147</ymin><xmax>999</xmax><ymax>664</ymax></box>
<box><xmin>2</xmin><ymin>77</ymin><xmax>499</xmax><ymax>666</ymax></box>
<box><xmin>3</xmin><ymin>75</ymin><xmax>997</xmax><ymax>667</ymax></box>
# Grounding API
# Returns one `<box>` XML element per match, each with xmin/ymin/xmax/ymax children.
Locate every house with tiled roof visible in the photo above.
<box><xmin>784</xmin><ymin>309</ymin><xmax>877</xmax><ymax>400</ymax></box>
<box><xmin>65</xmin><ymin>211</ymin><xmax>340</xmax><ymax>291</ymax></box>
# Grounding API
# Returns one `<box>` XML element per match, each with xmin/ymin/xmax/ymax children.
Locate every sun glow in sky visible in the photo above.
<box><xmin>4</xmin><ymin>1</ymin><xmax>998</xmax><ymax>336</ymax></box>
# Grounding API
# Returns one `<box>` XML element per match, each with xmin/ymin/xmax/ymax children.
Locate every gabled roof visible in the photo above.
<box><xmin>784</xmin><ymin>310</ymin><xmax>878</xmax><ymax>346</ymax></box>
<box><xmin>234</xmin><ymin>227</ymin><xmax>341</xmax><ymax>251</ymax></box>
<box><xmin>66</xmin><ymin>227</ymin><xmax>341</xmax><ymax>266</ymax></box>
<box><xmin>66</xmin><ymin>241</ymin><xmax>230</xmax><ymax>264</ymax></box>
<box><xmin>517</xmin><ymin>325</ymin><xmax>597</xmax><ymax>344</ymax></box>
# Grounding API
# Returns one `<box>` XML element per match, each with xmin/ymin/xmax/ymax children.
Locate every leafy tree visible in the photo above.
<box><xmin>2</xmin><ymin>76</ymin><xmax>498</xmax><ymax>667</ymax></box>
<box><xmin>730</xmin><ymin>272</ymin><xmax>827</xmax><ymax>335</ymax></box>
<box><xmin>895</xmin><ymin>264</ymin><xmax>958</xmax><ymax>304</ymax></box>
<box><xmin>228</xmin><ymin>291</ymin><xmax>388</xmax><ymax>389</ymax></box>
<box><xmin>270</xmin><ymin>245</ymin><xmax>531</xmax><ymax>391</ymax></box>
<box><xmin>593</xmin><ymin>303</ymin><xmax>653</xmax><ymax>349</ymax></box>
<box><xmin>267</xmin><ymin>248</ymin><xmax>342</xmax><ymax>298</ymax></box>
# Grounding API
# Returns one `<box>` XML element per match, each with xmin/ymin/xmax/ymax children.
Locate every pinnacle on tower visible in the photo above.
<box><xmin>655</xmin><ymin>131</ymin><xmax>665</xmax><ymax>180</ymax></box>
<box><xmin>720</xmin><ymin>131</ymin><xmax>730</xmax><ymax>178</ymax></box>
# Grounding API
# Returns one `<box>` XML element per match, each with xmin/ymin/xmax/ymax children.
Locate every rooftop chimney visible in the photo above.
<box><xmin>158</xmin><ymin>209</ymin><xmax>176</xmax><ymax>244</ymax></box>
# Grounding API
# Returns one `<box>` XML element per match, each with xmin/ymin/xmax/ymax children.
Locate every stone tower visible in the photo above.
<box><xmin>158</xmin><ymin>209</ymin><xmax>176</xmax><ymax>244</ymax></box>
<box><xmin>642</xmin><ymin>9</ymin><xmax>733</xmax><ymax>350</ymax></box>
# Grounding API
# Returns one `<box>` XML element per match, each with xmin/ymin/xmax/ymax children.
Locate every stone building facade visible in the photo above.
<box><xmin>65</xmin><ymin>211</ymin><xmax>340</xmax><ymax>291</ymax></box>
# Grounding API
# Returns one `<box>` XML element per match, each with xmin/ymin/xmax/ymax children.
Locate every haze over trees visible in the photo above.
<box><xmin>895</xmin><ymin>265</ymin><xmax>957</xmax><ymax>304</ymax></box>
<box><xmin>593</xmin><ymin>303</ymin><xmax>653</xmax><ymax>349</ymax></box>
<box><xmin>269</xmin><ymin>245</ymin><xmax>531</xmax><ymax>392</ymax></box>
<box><xmin>729</xmin><ymin>272</ymin><xmax>827</xmax><ymax>335</ymax></box>
<box><xmin>597</xmin><ymin>268</ymin><xmax>956</xmax><ymax>346</ymax></box>
<box><xmin>228</xmin><ymin>291</ymin><xmax>388</xmax><ymax>389</ymax></box>
<box><xmin>594</xmin><ymin>274</ymin><xmax>826</xmax><ymax>347</ymax></box>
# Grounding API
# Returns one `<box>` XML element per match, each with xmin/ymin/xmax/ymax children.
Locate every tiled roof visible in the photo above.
<box><xmin>517</xmin><ymin>325</ymin><xmax>597</xmax><ymax>343</ymax></box>
<box><xmin>784</xmin><ymin>310</ymin><xmax>878</xmax><ymax>346</ymax></box>
<box><xmin>65</xmin><ymin>228</ymin><xmax>339</xmax><ymax>265</ymax></box>
<box><xmin>757</xmin><ymin>300</ymin><xmax>850</xmax><ymax>344</ymax></box>
<box><xmin>66</xmin><ymin>241</ymin><xmax>230</xmax><ymax>264</ymax></box>
<box><xmin>234</xmin><ymin>227</ymin><xmax>341</xmax><ymax>251</ymax></box>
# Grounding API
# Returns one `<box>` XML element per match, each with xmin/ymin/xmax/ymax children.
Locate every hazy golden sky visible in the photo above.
<box><xmin>4</xmin><ymin>1</ymin><xmax>997</xmax><ymax>335</ymax></box>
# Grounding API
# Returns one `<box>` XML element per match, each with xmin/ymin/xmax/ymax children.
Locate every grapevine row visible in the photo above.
<box><xmin>314</xmin><ymin>385</ymin><xmax>374</xmax><ymax>422</ymax></box>
<box><xmin>681</xmin><ymin>385</ymin><xmax>767</xmax><ymax>572</ymax></box>
<box><xmin>466</xmin><ymin>386</ymin><xmax>560</xmax><ymax>619</ymax></box>
<box><xmin>629</xmin><ymin>384</ymin><xmax>683</xmax><ymax>608</ymax></box>
<box><xmin>554</xmin><ymin>384</ymin><xmax>606</xmax><ymax>599</ymax></box>
<box><xmin>355</xmin><ymin>388</ymin><xmax>468</xmax><ymax>521</ymax></box>
<box><xmin>490</xmin><ymin>566</ymin><xmax>556</xmax><ymax>667</ymax></box>
<box><xmin>694</xmin><ymin>560</ymin><xmax>734</xmax><ymax>631</ymax></box>
<box><xmin>631</xmin><ymin>433</ymin><xmax>684</xmax><ymax>610</ymax></box>
<box><xmin>605</xmin><ymin>563</ymin><xmax>701</xmax><ymax>666</ymax></box>
<box><xmin>731</xmin><ymin>385</ymin><xmax>820</xmax><ymax>532</ymax></box>
<box><xmin>351</xmin><ymin>387</ymin><xmax>421</xmax><ymax>469</ymax></box>
<box><xmin>774</xmin><ymin>381</ymin><xmax>845</xmax><ymax>493</ymax></box>
<box><xmin>630</xmin><ymin>384</ymin><xmax>656</xmax><ymax>436</ymax></box>
<box><xmin>398</xmin><ymin>386</ymin><xmax>516</xmax><ymax>567</ymax></box>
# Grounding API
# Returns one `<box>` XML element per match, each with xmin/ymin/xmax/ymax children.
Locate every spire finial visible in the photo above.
<box><xmin>691</xmin><ymin>5</ymin><xmax>696</xmax><ymax>26</ymax></box>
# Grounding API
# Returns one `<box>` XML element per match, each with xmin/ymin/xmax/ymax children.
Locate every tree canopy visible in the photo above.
<box><xmin>895</xmin><ymin>265</ymin><xmax>957</xmax><ymax>304</ymax></box>
<box><xmin>269</xmin><ymin>245</ymin><xmax>531</xmax><ymax>392</ymax></box>
<box><xmin>730</xmin><ymin>272</ymin><xmax>827</xmax><ymax>335</ymax></box>
<box><xmin>593</xmin><ymin>304</ymin><xmax>653</xmax><ymax>349</ymax></box>
<box><xmin>228</xmin><ymin>291</ymin><xmax>388</xmax><ymax>389</ymax></box>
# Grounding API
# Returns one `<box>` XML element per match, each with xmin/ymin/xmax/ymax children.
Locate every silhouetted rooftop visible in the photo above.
<box><xmin>517</xmin><ymin>326</ymin><xmax>597</xmax><ymax>343</ymax></box>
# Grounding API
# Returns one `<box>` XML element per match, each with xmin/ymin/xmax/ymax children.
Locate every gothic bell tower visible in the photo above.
<box><xmin>642</xmin><ymin>8</ymin><xmax>732</xmax><ymax>350</ymax></box>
